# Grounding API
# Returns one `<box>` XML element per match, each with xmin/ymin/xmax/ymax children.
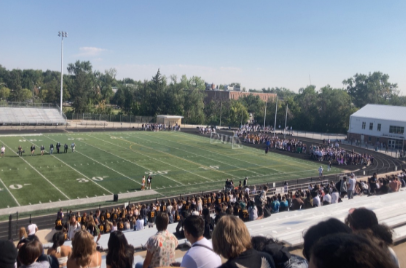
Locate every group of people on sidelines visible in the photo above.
<box><xmin>13</xmin><ymin>142</ymin><xmax>76</xmax><ymax>157</ymax></box>
<box><xmin>141</xmin><ymin>123</ymin><xmax>180</xmax><ymax>131</ymax></box>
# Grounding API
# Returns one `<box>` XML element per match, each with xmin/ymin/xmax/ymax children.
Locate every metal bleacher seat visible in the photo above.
<box><xmin>0</xmin><ymin>106</ymin><xmax>66</xmax><ymax>125</ymax></box>
<box><xmin>244</xmin><ymin>190</ymin><xmax>406</xmax><ymax>247</ymax></box>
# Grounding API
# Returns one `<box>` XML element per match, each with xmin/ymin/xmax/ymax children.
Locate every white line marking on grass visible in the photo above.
<box><xmin>47</xmin><ymin>136</ymin><xmax>141</xmax><ymax>186</ymax></box>
<box><xmin>0</xmin><ymin>178</ymin><xmax>20</xmax><ymax>206</ymax></box>
<box><xmin>0</xmin><ymin>140</ymin><xmax>70</xmax><ymax>200</ymax></box>
<box><xmin>98</xmin><ymin>135</ymin><xmax>214</xmax><ymax>182</ymax></box>
<box><xmin>88</xmin><ymin>135</ymin><xmax>206</xmax><ymax>185</ymax></box>
<box><xmin>80</xmin><ymin>138</ymin><xmax>185</xmax><ymax>186</ymax></box>
<box><xmin>170</xmin><ymin>132</ymin><xmax>316</xmax><ymax>170</ymax></box>
<box><xmin>28</xmin><ymin>138</ymin><xmax>113</xmax><ymax>195</ymax></box>
<box><xmin>133</xmin><ymin>134</ymin><xmax>258</xmax><ymax>177</ymax></box>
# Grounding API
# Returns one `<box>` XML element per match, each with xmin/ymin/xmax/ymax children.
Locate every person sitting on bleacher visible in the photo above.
<box><xmin>106</xmin><ymin>231</ymin><xmax>134</xmax><ymax>268</ymax></box>
<box><xmin>345</xmin><ymin>208</ymin><xmax>400</xmax><ymax>267</ymax></box>
<box><xmin>213</xmin><ymin>215</ymin><xmax>276</xmax><ymax>268</ymax></box>
<box><xmin>67</xmin><ymin>230</ymin><xmax>101</xmax><ymax>268</ymax></box>
<box><xmin>180</xmin><ymin>215</ymin><xmax>222</xmax><ymax>268</ymax></box>
<box><xmin>251</xmin><ymin>236</ymin><xmax>307</xmax><ymax>268</ymax></box>
<box><xmin>136</xmin><ymin>213</ymin><xmax>179</xmax><ymax>268</ymax></box>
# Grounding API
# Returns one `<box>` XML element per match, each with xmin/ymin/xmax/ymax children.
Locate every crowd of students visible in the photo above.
<box><xmin>4</xmin><ymin>169</ymin><xmax>406</xmax><ymax>268</ymax></box>
<box><xmin>3</xmin><ymin>207</ymin><xmax>401</xmax><ymax>268</ymax></box>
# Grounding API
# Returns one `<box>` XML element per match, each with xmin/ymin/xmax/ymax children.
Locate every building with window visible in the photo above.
<box><xmin>204</xmin><ymin>90</ymin><xmax>276</xmax><ymax>103</ymax></box>
<box><xmin>348</xmin><ymin>104</ymin><xmax>406</xmax><ymax>149</ymax></box>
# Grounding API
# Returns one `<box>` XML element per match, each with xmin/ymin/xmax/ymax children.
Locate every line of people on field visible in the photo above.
<box><xmin>15</xmin><ymin>142</ymin><xmax>75</xmax><ymax>156</ymax></box>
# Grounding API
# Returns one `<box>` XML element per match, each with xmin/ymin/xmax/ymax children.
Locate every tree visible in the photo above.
<box><xmin>226</xmin><ymin>100</ymin><xmax>249</xmax><ymax>126</ymax></box>
<box><xmin>67</xmin><ymin>61</ymin><xmax>93</xmax><ymax>113</ymax></box>
<box><xmin>0</xmin><ymin>86</ymin><xmax>11</xmax><ymax>100</ymax></box>
<box><xmin>343</xmin><ymin>72</ymin><xmax>398</xmax><ymax>108</ymax></box>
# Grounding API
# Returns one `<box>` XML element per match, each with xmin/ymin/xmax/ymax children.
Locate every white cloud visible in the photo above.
<box><xmin>75</xmin><ymin>47</ymin><xmax>106</xmax><ymax>57</ymax></box>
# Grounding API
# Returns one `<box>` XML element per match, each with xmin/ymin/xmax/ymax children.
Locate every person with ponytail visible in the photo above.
<box><xmin>47</xmin><ymin>232</ymin><xmax>72</xmax><ymax>268</ymax></box>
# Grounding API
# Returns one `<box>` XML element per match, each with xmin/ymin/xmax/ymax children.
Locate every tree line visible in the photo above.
<box><xmin>0</xmin><ymin>61</ymin><xmax>405</xmax><ymax>133</ymax></box>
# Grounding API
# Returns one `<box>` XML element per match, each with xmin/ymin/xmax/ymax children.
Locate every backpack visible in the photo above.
<box><xmin>254</xmin><ymin>192</ymin><xmax>263</xmax><ymax>206</ymax></box>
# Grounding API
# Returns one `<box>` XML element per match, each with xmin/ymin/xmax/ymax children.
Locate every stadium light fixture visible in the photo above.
<box><xmin>58</xmin><ymin>31</ymin><xmax>67</xmax><ymax>115</ymax></box>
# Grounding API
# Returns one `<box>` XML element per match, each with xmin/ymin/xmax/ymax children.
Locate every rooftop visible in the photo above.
<box><xmin>351</xmin><ymin>104</ymin><xmax>406</xmax><ymax>122</ymax></box>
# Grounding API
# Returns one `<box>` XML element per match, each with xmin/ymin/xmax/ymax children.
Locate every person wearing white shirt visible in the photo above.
<box><xmin>181</xmin><ymin>215</ymin><xmax>222</xmax><ymax>268</ymax></box>
<box><xmin>27</xmin><ymin>223</ymin><xmax>38</xmax><ymax>236</ymax></box>
<box><xmin>323</xmin><ymin>193</ymin><xmax>331</xmax><ymax>205</ymax></box>
<box><xmin>348</xmin><ymin>174</ymin><xmax>357</xmax><ymax>199</ymax></box>
<box><xmin>136</xmin><ymin>216</ymin><xmax>144</xmax><ymax>231</ymax></box>
<box><xmin>313</xmin><ymin>195</ymin><xmax>321</xmax><ymax>207</ymax></box>
<box><xmin>244</xmin><ymin>187</ymin><xmax>250</xmax><ymax>195</ymax></box>
<box><xmin>318</xmin><ymin>166</ymin><xmax>323</xmax><ymax>178</ymax></box>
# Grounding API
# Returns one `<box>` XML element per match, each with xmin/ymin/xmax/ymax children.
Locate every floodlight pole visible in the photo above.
<box><xmin>284</xmin><ymin>103</ymin><xmax>288</xmax><ymax>138</ymax></box>
<box><xmin>273</xmin><ymin>97</ymin><xmax>278</xmax><ymax>137</ymax></box>
<box><xmin>263</xmin><ymin>100</ymin><xmax>267</xmax><ymax>131</ymax></box>
<box><xmin>58</xmin><ymin>31</ymin><xmax>67</xmax><ymax>115</ymax></box>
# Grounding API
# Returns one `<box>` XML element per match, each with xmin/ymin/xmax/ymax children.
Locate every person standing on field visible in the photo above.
<box><xmin>318</xmin><ymin>166</ymin><xmax>323</xmax><ymax>179</ymax></box>
<box><xmin>71</xmin><ymin>142</ymin><xmax>75</xmax><ymax>152</ymax></box>
<box><xmin>147</xmin><ymin>176</ymin><xmax>152</xmax><ymax>190</ymax></box>
<box><xmin>30</xmin><ymin>145</ymin><xmax>35</xmax><ymax>156</ymax></box>
<box><xmin>141</xmin><ymin>176</ymin><xmax>146</xmax><ymax>190</ymax></box>
<box><xmin>64</xmin><ymin>143</ymin><xmax>68</xmax><ymax>153</ymax></box>
<box><xmin>49</xmin><ymin>143</ymin><xmax>54</xmax><ymax>155</ymax></box>
<box><xmin>40</xmin><ymin>145</ymin><xmax>45</xmax><ymax>156</ymax></box>
<box><xmin>0</xmin><ymin>145</ymin><xmax>5</xmax><ymax>158</ymax></box>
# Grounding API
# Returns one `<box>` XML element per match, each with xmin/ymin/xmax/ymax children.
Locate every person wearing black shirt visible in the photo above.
<box><xmin>56</xmin><ymin>142</ymin><xmax>61</xmax><ymax>153</ymax></box>
<box><xmin>64</xmin><ymin>143</ymin><xmax>68</xmax><ymax>153</ymax></box>
<box><xmin>147</xmin><ymin>206</ymin><xmax>156</xmax><ymax>228</ymax></box>
<box><xmin>50</xmin><ymin>144</ymin><xmax>54</xmax><ymax>155</ymax></box>
<box><xmin>30</xmin><ymin>145</ymin><xmax>35</xmax><ymax>156</ymax></box>
<box><xmin>40</xmin><ymin>145</ymin><xmax>45</xmax><ymax>156</ymax></box>
<box><xmin>368</xmin><ymin>173</ymin><xmax>378</xmax><ymax>195</ymax></box>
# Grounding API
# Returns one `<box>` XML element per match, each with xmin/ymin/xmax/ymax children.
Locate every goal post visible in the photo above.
<box><xmin>210</xmin><ymin>132</ymin><xmax>223</xmax><ymax>144</ymax></box>
<box><xmin>210</xmin><ymin>132</ymin><xmax>243</xmax><ymax>149</ymax></box>
<box><xmin>232</xmin><ymin>136</ymin><xmax>243</xmax><ymax>149</ymax></box>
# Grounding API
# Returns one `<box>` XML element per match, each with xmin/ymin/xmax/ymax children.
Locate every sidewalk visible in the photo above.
<box><xmin>0</xmin><ymin>190</ymin><xmax>158</xmax><ymax>216</ymax></box>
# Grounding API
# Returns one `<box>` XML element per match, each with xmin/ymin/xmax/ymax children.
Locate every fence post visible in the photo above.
<box><xmin>8</xmin><ymin>214</ymin><xmax>12</xmax><ymax>240</ymax></box>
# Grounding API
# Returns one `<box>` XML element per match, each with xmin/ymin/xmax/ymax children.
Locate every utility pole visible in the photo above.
<box><xmin>58</xmin><ymin>31</ymin><xmax>68</xmax><ymax>115</ymax></box>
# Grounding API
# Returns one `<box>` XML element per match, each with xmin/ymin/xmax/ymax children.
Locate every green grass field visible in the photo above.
<box><xmin>0</xmin><ymin>131</ymin><xmax>341</xmax><ymax>209</ymax></box>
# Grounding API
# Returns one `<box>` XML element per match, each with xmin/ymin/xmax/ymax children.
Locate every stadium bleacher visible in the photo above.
<box><xmin>0</xmin><ymin>106</ymin><xmax>66</xmax><ymax>125</ymax></box>
<box><xmin>42</xmin><ymin>189</ymin><xmax>406</xmax><ymax>267</ymax></box>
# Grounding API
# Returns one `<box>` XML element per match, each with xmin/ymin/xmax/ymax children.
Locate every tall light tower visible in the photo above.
<box><xmin>58</xmin><ymin>31</ymin><xmax>67</xmax><ymax>115</ymax></box>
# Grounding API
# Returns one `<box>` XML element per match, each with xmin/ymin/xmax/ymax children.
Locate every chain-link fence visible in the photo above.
<box><xmin>69</xmin><ymin>113</ymin><xmax>155</xmax><ymax>123</ymax></box>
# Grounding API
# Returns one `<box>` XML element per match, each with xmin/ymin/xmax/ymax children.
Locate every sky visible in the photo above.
<box><xmin>1</xmin><ymin>0</ymin><xmax>405</xmax><ymax>93</ymax></box>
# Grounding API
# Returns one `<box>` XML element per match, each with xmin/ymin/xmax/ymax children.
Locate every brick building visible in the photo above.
<box><xmin>347</xmin><ymin>104</ymin><xmax>406</xmax><ymax>149</ymax></box>
<box><xmin>204</xmin><ymin>90</ymin><xmax>276</xmax><ymax>103</ymax></box>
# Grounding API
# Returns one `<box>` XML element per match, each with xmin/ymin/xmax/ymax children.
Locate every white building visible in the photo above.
<box><xmin>348</xmin><ymin>104</ymin><xmax>406</xmax><ymax>149</ymax></box>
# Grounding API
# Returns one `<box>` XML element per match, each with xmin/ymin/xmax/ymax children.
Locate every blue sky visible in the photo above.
<box><xmin>1</xmin><ymin>0</ymin><xmax>405</xmax><ymax>93</ymax></box>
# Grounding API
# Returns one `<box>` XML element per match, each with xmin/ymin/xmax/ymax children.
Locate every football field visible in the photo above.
<box><xmin>0</xmin><ymin>131</ymin><xmax>341</xmax><ymax>209</ymax></box>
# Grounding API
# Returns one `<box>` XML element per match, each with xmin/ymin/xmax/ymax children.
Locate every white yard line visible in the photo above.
<box><xmin>80</xmin><ymin>136</ymin><xmax>185</xmax><ymax>186</ymax></box>
<box><xmin>26</xmin><ymin>138</ymin><xmax>113</xmax><ymax>195</ymax></box>
<box><xmin>0</xmin><ymin>139</ymin><xmax>70</xmax><ymax>200</ymax></box>
<box><xmin>132</xmin><ymin>134</ymin><xmax>259</xmax><ymax>176</ymax></box>
<box><xmin>45</xmin><ymin>136</ymin><xmax>142</xmax><ymax>186</ymax></box>
<box><xmin>0</xmin><ymin>178</ymin><xmax>21</xmax><ymax>206</ymax></box>
<box><xmin>171</xmin><ymin>132</ymin><xmax>317</xmax><ymax>169</ymax></box>
<box><xmin>89</xmin><ymin>134</ymin><xmax>213</xmax><ymax>182</ymax></box>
